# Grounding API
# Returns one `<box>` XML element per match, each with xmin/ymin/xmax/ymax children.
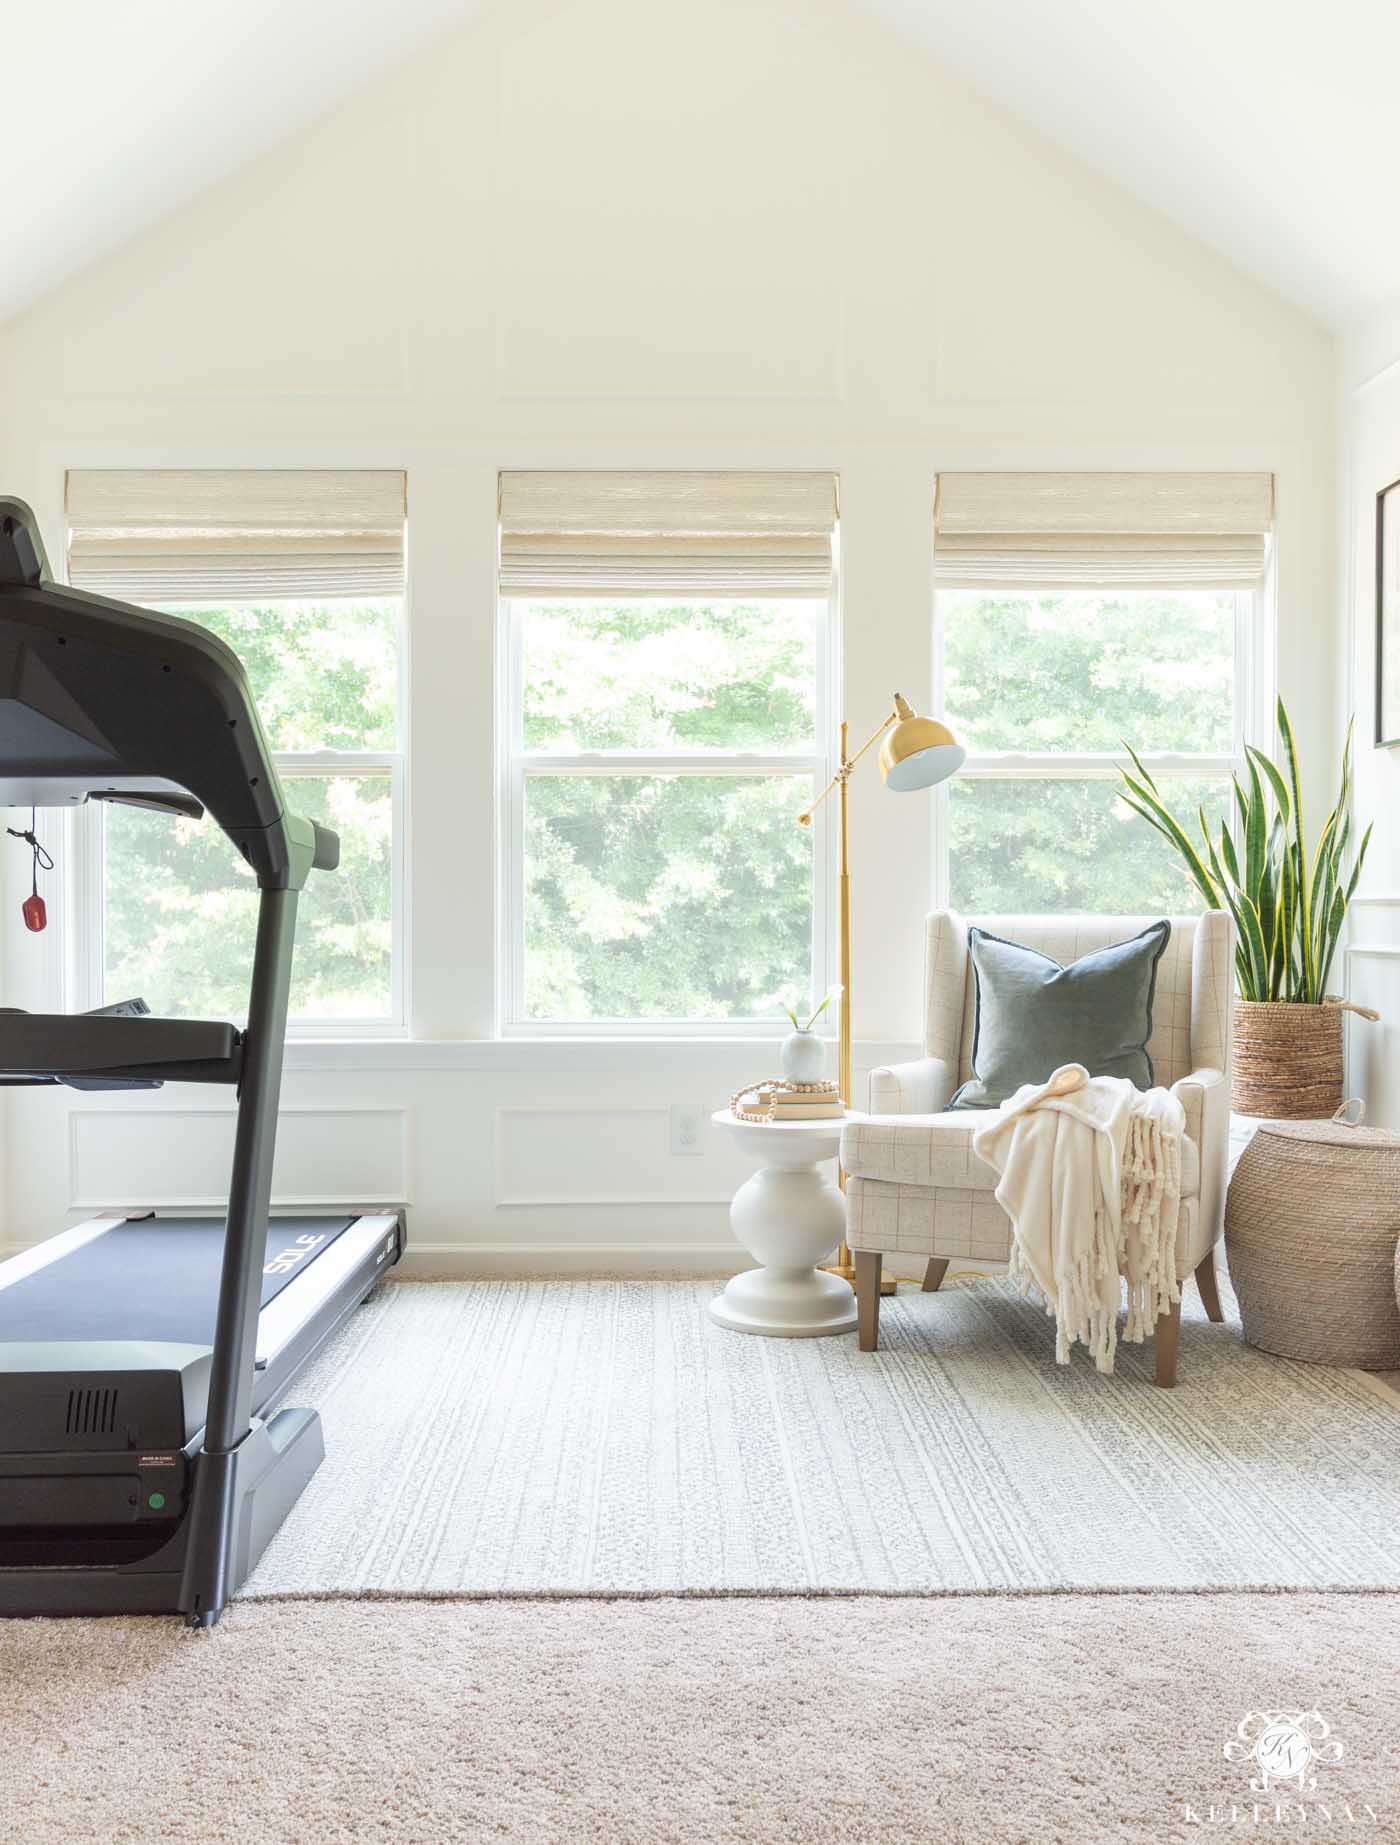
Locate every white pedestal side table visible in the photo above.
<box><xmin>710</xmin><ymin>1109</ymin><xmax>862</xmax><ymax>1338</ymax></box>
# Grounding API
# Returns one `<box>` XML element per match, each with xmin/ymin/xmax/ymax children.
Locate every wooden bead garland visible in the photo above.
<box><xmin>728</xmin><ymin>1077</ymin><xmax>841</xmax><ymax>1122</ymax></box>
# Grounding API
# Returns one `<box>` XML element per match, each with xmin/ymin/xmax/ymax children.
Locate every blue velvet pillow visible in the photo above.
<box><xmin>948</xmin><ymin>920</ymin><xmax>1171</xmax><ymax>1111</ymax></box>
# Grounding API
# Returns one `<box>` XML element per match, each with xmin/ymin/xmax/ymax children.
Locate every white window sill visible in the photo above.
<box><xmin>281</xmin><ymin>1036</ymin><xmax>914</xmax><ymax>1075</ymax></box>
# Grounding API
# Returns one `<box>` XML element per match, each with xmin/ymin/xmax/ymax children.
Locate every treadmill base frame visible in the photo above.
<box><xmin>0</xmin><ymin>1209</ymin><xmax>403</xmax><ymax>1620</ymax></box>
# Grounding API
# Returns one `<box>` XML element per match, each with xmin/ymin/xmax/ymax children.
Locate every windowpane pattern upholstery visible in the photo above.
<box><xmin>847</xmin><ymin>1177</ymin><xmax>1203</xmax><ymax>1270</ymax></box>
<box><xmin>843</xmin><ymin>910</ymin><xmax>1232</xmax><ymax>1276</ymax></box>
<box><xmin>846</xmin><ymin>1119</ymin><xmax>1200</xmax><ymax>1197</ymax></box>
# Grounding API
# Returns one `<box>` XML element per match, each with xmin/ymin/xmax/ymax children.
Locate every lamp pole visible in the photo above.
<box><xmin>799</xmin><ymin>694</ymin><xmax>965</xmax><ymax>1294</ymax></box>
<box><xmin>803</xmin><ymin>705</ymin><xmax>903</xmax><ymax>1289</ymax></box>
<box><xmin>838</xmin><ymin>717</ymin><xmax>853</xmax><ymax>1153</ymax></box>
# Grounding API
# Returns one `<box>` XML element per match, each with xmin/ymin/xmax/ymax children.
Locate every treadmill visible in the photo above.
<box><xmin>0</xmin><ymin>499</ymin><xmax>405</xmax><ymax>1623</ymax></box>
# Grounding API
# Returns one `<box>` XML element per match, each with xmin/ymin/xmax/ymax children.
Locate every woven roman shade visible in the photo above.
<box><xmin>498</xmin><ymin>471</ymin><xmax>838</xmax><ymax>597</ymax></box>
<box><xmin>934</xmin><ymin>472</ymin><xmax>1274</xmax><ymax>589</ymax></box>
<box><xmin>65</xmin><ymin>470</ymin><xmax>406</xmax><ymax>600</ymax></box>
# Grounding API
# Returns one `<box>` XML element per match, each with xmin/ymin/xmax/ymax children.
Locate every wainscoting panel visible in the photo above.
<box><xmin>1345</xmin><ymin>930</ymin><xmax>1400</xmax><ymax>1130</ymax></box>
<box><xmin>492</xmin><ymin>3</ymin><xmax>845</xmax><ymax>403</ymax></box>
<box><xmin>6</xmin><ymin>1044</ymin><xmax>916</xmax><ymax>1266</ymax></box>
<box><xmin>68</xmin><ymin>1106</ymin><xmax>410</xmax><ymax>1212</ymax></box>
<box><xmin>495</xmin><ymin>1105</ymin><xmax>750</xmax><ymax>1208</ymax></box>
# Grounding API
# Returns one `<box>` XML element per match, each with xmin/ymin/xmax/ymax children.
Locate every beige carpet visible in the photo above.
<box><xmin>245</xmin><ymin>1277</ymin><xmax>1400</xmax><ymax>1597</ymax></box>
<box><xmin>5</xmin><ymin>1593</ymin><xmax>1399</xmax><ymax>1843</ymax></box>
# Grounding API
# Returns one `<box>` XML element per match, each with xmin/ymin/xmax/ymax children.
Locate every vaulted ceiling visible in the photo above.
<box><xmin>3</xmin><ymin>0</ymin><xmax>1396</xmax><ymax>329</ymax></box>
<box><xmin>863</xmin><ymin>0</ymin><xmax>1397</xmax><ymax>328</ymax></box>
<box><xmin>2</xmin><ymin>0</ymin><xmax>484</xmax><ymax>322</ymax></box>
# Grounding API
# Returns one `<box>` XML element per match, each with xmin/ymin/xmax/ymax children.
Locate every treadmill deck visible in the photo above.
<box><xmin>0</xmin><ymin>1217</ymin><xmax>357</xmax><ymax>1348</ymax></box>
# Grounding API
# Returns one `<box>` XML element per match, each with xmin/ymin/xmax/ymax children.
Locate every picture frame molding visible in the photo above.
<box><xmin>1375</xmin><ymin>475</ymin><xmax>1400</xmax><ymax>747</ymax></box>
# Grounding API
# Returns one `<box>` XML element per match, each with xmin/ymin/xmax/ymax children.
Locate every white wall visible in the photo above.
<box><xmin>1</xmin><ymin>362</ymin><xmax>17</xmax><ymax>1250</ymax></box>
<box><xmin>1337</xmin><ymin>291</ymin><xmax>1400</xmax><ymax>1122</ymax></box>
<box><xmin>0</xmin><ymin>0</ymin><xmax>1337</xmax><ymax>1267</ymax></box>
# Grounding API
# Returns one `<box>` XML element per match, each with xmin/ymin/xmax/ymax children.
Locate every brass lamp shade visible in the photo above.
<box><xmin>879</xmin><ymin>694</ymin><xmax>965</xmax><ymax>792</ymax></box>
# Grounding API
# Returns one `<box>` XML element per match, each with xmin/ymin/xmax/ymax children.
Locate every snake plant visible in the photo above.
<box><xmin>1118</xmin><ymin>700</ymin><xmax>1371</xmax><ymax>1003</ymax></box>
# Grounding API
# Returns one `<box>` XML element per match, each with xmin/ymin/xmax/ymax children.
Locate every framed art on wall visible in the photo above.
<box><xmin>1377</xmin><ymin>476</ymin><xmax>1400</xmax><ymax>746</ymax></box>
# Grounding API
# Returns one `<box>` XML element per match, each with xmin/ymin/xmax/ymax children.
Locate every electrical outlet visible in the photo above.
<box><xmin>670</xmin><ymin>1103</ymin><xmax>705</xmax><ymax>1155</ymax></box>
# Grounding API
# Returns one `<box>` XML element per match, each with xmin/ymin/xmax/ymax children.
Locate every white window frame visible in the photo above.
<box><xmin>498</xmin><ymin>592</ymin><xmax>838</xmax><ymax>1037</ymax></box>
<box><xmin>75</xmin><ymin>596</ymin><xmax>410</xmax><ymax>1037</ymax></box>
<box><xmin>931</xmin><ymin>583</ymin><xmax>1273</xmax><ymax>910</ymax></box>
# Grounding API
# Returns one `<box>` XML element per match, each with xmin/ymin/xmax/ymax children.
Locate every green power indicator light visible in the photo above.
<box><xmin>148</xmin><ymin>1491</ymin><xmax>166</xmax><ymax>1510</ymax></box>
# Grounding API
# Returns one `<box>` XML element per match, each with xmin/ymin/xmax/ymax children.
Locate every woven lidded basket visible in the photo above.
<box><xmin>1231</xmin><ymin>1000</ymin><xmax>1344</xmax><ymax>1118</ymax></box>
<box><xmin>1226</xmin><ymin>1105</ymin><xmax>1400</xmax><ymax>1369</ymax></box>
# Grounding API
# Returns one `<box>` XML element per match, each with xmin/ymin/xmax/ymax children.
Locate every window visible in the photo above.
<box><xmin>504</xmin><ymin>597</ymin><xmax>828</xmax><ymax>1026</ymax></box>
<box><xmin>933</xmin><ymin>472</ymin><xmax>1273</xmax><ymax>915</ymax></box>
<box><xmin>66</xmin><ymin>470</ymin><xmax>406</xmax><ymax>1028</ymax></box>
<box><xmin>940</xmin><ymin>589</ymin><xmax>1248</xmax><ymax>913</ymax></box>
<box><xmin>102</xmin><ymin>599</ymin><xmax>402</xmax><ymax>1023</ymax></box>
<box><xmin>498</xmin><ymin>471</ymin><xmax>838</xmax><ymax>1030</ymax></box>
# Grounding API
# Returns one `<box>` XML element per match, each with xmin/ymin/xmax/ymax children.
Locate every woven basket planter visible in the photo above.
<box><xmin>1231</xmin><ymin>1000</ymin><xmax>1344</xmax><ymax>1118</ymax></box>
<box><xmin>1226</xmin><ymin>1110</ymin><xmax>1400</xmax><ymax>1369</ymax></box>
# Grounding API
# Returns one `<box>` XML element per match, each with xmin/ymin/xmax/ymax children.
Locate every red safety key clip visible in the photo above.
<box><xmin>7</xmin><ymin>811</ymin><xmax>53</xmax><ymax>933</ymax></box>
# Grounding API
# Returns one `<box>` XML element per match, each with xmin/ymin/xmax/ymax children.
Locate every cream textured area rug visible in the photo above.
<box><xmin>245</xmin><ymin>1278</ymin><xmax>1400</xmax><ymax>1597</ymax></box>
<box><xmin>5</xmin><ymin>1595</ymin><xmax>1400</xmax><ymax>1843</ymax></box>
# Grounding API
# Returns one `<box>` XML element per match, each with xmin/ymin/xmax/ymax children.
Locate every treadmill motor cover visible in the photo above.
<box><xmin>0</xmin><ymin>1218</ymin><xmax>356</xmax><ymax>1458</ymax></box>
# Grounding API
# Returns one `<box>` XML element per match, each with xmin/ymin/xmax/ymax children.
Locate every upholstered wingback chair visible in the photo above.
<box><xmin>841</xmin><ymin>911</ymin><xmax>1234</xmax><ymax>1387</ymax></box>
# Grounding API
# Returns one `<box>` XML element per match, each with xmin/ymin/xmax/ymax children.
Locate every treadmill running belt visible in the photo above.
<box><xmin>0</xmin><ymin>1217</ymin><xmax>357</xmax><ymax>1347</ymax></box>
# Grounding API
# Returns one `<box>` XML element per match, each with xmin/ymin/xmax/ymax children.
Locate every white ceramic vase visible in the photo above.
<box><xmin>779</xmin><ymin>1028</ymin><xmax>827</xmax><ymax>1084</ymax></box>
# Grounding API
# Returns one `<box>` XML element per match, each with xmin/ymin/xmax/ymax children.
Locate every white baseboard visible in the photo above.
<box><xmin>392</xmin><ymin>1246</ymin><xmax>1008</xmax><ymax>1282</ymax></box>
<box><xmin>0</xmin><ymin>1235</ymin><xmax>753</xmax><ymax>1279</ymax></box>
<box><xmin>0</xmin><ymin>1237</ymin><xmax>1002</xmax><ymax>1284</ymax></box>
<box><xmin>394</xmin><ymin>1241</ymin><xmax>750</xmax><ymax>1279</ymax></box>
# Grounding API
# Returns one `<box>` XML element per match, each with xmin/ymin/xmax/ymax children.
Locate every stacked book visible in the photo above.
<box><xmin>769</xmin><ymin>1085</ymin><xmax>844</xmax><ymax>1121</ymax></box>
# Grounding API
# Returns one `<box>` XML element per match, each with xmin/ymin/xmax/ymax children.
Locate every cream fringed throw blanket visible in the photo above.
<box><xmin>972</xmin><ymin>1064</ymin><xmax>1185</xmax><ymax>1374</ymax></box>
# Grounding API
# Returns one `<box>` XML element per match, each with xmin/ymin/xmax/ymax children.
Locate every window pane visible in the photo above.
<box><xmin>524</xmin><ymin>774</ymin><xmax>812</xmax><ymax>1020</ymax></box>
<box><xmin>521</xmin><ymin>600</ymin><xmax>819</xmax><ymax>752</ymax></box>
<box><xmin>155</xmin><ymin>601</ymin><xmax>400</xmax><ymax>752</ymax></box>
<box><xmin>104</xmin><ymin>774</ymin><xmax>393</xmax><ymax>1021</ymax></box>
<box><xmin>949</xmin><ymin>775</ymin><xmax>1229</xmax><ymax>915</ymax></box>
<box><xmin>942</xmin><ymin>591</ymin><xmax>1235</xmax><ymax>754</ymax></box>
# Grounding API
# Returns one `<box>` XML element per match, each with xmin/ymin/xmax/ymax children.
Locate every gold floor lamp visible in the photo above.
<box><xmin>798</xmin><ymin>694</ymin><xmax>965</xmax><ymax>1290</ymax></box>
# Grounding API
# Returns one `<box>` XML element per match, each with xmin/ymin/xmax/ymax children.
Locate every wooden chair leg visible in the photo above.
<box><xmin>922</xmin><ymin>1258</ymin><xmax>950</xmax><ymax>1293</ymax></box>
<box><xmin>1194</xmin><ymin>1248</ymin><xmax>1225</xmax><ymax>1323</ymax></box>
<box><xmin>1154</xmin><ymin>1296</ymin><xmax>1182</xmax><ymax>1389</ymax></box>
<box><xmin>855</xmin><ymin>1251</ymin><xmax>882</xmax><ymax>1352</ymax></box>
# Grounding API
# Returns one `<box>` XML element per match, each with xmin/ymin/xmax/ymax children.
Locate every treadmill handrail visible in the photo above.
<box><xmin>0</xmin><ymin>1013</ymin><xmax>242</xmax><ymax>1084</ymax></box>
<box><xmin>1</xmin><ymin>498</ymin><xmax>339</xmax><ymax>892</ymax></box>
